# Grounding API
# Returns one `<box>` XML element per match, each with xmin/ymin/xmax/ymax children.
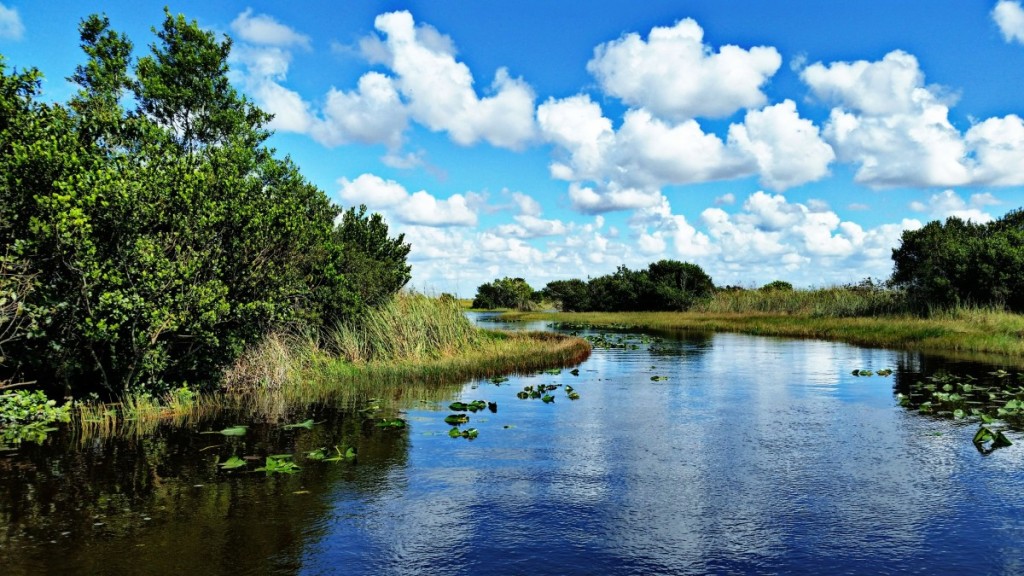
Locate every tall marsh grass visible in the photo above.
<box><xmin>220</xmin><ymin>292</ymin><xmax>591</xmax><ymax>416</ymax></box>
<box><xmin>329</xmin><ymin>293</ymin><xmax>481</xmax><ymax>362</ymax></box>
<box><xmin>692</xmin><ymin>286</ymin><xmax>908</xmax><ymax>317</ymax></box>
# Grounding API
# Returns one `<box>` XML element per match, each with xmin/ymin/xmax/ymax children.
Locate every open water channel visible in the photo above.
<box><xmin>2</xmin><ymin>313</ymin><xmax>1023</xmax><ymax>575</ymax></box>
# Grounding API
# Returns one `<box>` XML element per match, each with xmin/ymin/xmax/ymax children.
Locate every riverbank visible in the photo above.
<box><xmin>497</xmin><ymin>308</ymin><xmax>1024</xmax><ymax>366</ymax></box>
<box><xmin>70</xmin><ymin>295</ymin><xmax>590</xmax><ymax>439</ymax></box>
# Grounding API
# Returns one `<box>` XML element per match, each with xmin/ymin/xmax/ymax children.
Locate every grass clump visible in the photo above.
<box><xmin>693</xmin><ymin>284</ymin><xmax>907</xmax><ymax>317</ymax></box>
<box><xmin>329</xmin><ymin>293</ymin><xmax>481</xmax><ymax>363</ymax></box>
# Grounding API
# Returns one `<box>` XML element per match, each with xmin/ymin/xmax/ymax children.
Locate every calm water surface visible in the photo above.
<box><xmin>2</xmin><ymin>315</ymin><xmax>1023</xmax><ymax>575</ymax></box>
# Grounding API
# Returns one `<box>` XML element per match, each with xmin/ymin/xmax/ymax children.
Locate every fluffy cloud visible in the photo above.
<box><xmin>803</xmin><ymin>50</ymin><xmax>970</xmax><ymax>188</ymax></box>
<box><xmin>539</xmin><ymin>95</ymin><xmax>831</xmax><ymax>212</ymax></box>
<box><xmin>371</xmin><ymin>11</ymin><xmax>536</xmax><ymax>149</ymax></box>
<box><xmin>0</xmin><ymin>2</ymin><xmax>24</xmax><ymax>40</ymax></box>
<box><xmin>587</xmin><ymin>18</ymin><xmax>781</xmax><ymax>120</ymax></box>
<box><xmin>492</xmin><ymin>191</ymin><xmax>567</xmax><ymax>238</ymax></box>
<box><xmin>337</xmin><ymin>173</ymin><xmax>477</xmax><ymax>227</ymax></box>
<box><xmin>229</xmin><ymin>10</ymin><xmax>408</xmax><ymax>148</ymax></box>
<box><xmin>233</xmin><ymin>9</ymin><xmax>538</xmax><ymax>151</ymax></box>
<box><xmin>909</xmin><ymin>190</ymin><xmax>999</xmax><ymax>223</ymax></box>
<box><xmin>231</xmin><ymin>8</ymin><xmax>311</xmax><ymax>48</ymax></box>
<box><xmin>696</xmin><ymin>191</ymin><xmax>921</xmax><ymax>285</ymax></box>
<box><xmin>964</xmin><ymin>114</ymin><xmax>1024</xmax><ymax>185</ymax></box>
<box><xmin>311</xmin><ymin>73</ymin><xmax>408</xmax><ymax>148</ymax></box>
<box><xmin>727</xmin><ymin>100</ymin><xmax>835</xmax><ymax>189</ymax></box>
<box><xmin>803</xmin><ymin>50</ymin><xmax>1024</xmax><ymax>187</ymax></box>
<box><xmin>994</xmin><ymin>1</ymin><xmax>1024</xmax><ymax>43</ymax></box>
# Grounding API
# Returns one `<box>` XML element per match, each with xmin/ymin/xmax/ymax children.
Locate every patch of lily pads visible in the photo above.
<box><xmin>897</xmin><ymin>370</ymin><xmax>1024</xmax><ymax>454</ymax></box>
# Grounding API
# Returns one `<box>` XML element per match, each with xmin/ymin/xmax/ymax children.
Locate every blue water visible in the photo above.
<box><xmin>2</xmin><ymin>319</ymin><xmax>1023</xmax><ymax>575</ymax></box>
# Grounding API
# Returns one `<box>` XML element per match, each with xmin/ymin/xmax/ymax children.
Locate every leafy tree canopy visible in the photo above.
<box><xmin>0</xmin><ymin>12</ymin><xmax>409</xmax><ymax>394</ymax></box>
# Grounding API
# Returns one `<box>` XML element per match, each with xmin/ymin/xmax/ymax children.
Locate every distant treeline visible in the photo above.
<box><xmin>0</xmin><ymin>12</ymin><xmax>410</xmax><ymax>395</ymax></box>
<box><xmin>475</xmin><ymin>209</ymin><xmax>1024</xmax><ymax>315</ymax></box>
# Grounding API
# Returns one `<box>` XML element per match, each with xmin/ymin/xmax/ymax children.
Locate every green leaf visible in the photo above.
<box><xmin>202</xmin><ymin>425</ymin><xmax>248</xmax><ymax>436</ymax></box>
<box><xmin>218</xmin><ymin>455</ymin><xmax>247</xmax><ymax>469</ymax></box>
<box><xmin>444</xmin><ymin>414</ymin><xmax>470</xmax><ymax>426</ymax></box>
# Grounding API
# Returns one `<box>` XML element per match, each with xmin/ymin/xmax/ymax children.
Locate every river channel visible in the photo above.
<box><xmin>2</xmin><ymin>314</ymin><xmax>1023</xmax><ymax>575</ymax></box>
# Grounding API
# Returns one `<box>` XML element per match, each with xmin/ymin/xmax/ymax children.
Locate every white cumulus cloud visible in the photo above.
<box><xmin>337</xmin><ymin>173</ymin><xmax>477</xmax><ymax>227</ymax></box>
<box><xmin>0</xmin><ymin>3</ymin><xmax>24</xmax><ymax>41</ymax></box>
<box><xmin>994</xmin><ymin>1</ymin><xmax>1024</xmax><ymax>44</ymax></box>
<box><xmin>231</xmin><ymin>8</ymin><xmax>311</xmax><ymax>49</ymax></box>
<box><xmin>587</xmin><ymin>18</ymin><xmax>781</xmax><ymax>120</ymax></box>
<box><xmin>727</xmin><ymin>100</ymin><xmax>835</xmax><ymax>190</ymax></box>
<box><xmin>802</xmin><ymin>49</ymin><xmax>1024</xmax><ymax>188</ymax></box>
<box><xmin>372</xmin><ymin>11</ymin><xmax>536</xmax><ymax>149</ymax></box>
<box><xmin>539</xmin><ymin>93</ymin><xmax>832</xmax><ymax>212</ymax></box>
<box><xmin>908</xmin><ymin>190</ymin><xmax>999</xmax><ymax>223</ymax></box>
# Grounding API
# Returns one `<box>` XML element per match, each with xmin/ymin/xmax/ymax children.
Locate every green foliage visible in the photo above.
<box><xmin>542</xmin><ymin>279</ymin><xmax>590</xmax><ymax>312</ymax></box>
<box><xmin>0</xmin><ymin>389</ymin><xmax>72</xmax><ymax>446</ymax></box>
<box><xmin>891</xmin><ymin>210</ymin><xmax>1024</xmax><ymax>312</ymax></box>
<box><xmin>542</xmin><ymin>260</ymin><xmax>714</xmax><ymax>312</ymax></box>
<box><xmin>760</xmin><ymin>280</ymin><xmax>794</xmax><ymax>292</ymax></box>
<box><xmin>472</xmin><ymin>277</ymin><xmax>536</xmax><ymax>310</ymax></box>
<box><xmin>0</xmin><ymin>12</ymin><xmax>409</xmax><ymax>394</ymax></box>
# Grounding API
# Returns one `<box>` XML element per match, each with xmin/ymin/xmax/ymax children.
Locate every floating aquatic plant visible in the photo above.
<box><xmin>444</xmin><ymin>414</ymin><xmax>470</xmax><ymax>425</ymax></box>
<box><xmin>375</xmin><ymin>418</ymin><xmax>407</xmax><ymax>429</ymax></box>
<box><xmin>217</xmin><ymin>455</ymin><xmax>247</xmax><ymax>470</ymax></box>
<box><xmin>201</xmin><ymin>425</ymin><xmax>248</xmax><ymax>436</ymax></box>
<box><xmin>255</xmin><ymin>455</ymin><xmax>300</xmax><ymax>474</ymax></box>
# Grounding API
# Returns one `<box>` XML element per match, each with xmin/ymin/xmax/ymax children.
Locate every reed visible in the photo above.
<box><xmin>72</xmin><ymin>292</ymin><xmax>592</xmax><ymax>435</ymax></box>
<box><xmin>691</xmin><ymin>286</ymin><xmax>908</xmax><ymax>317</ymax></box>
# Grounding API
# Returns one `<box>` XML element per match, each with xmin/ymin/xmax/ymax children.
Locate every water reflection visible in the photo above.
<box><xmin>2</xmin><ymin>325</ymin><xmax>1024</xmax><ymax>575</ymax></box>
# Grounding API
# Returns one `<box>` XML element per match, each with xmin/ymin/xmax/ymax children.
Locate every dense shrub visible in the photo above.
<box><xmin>891</xmin><ymin>210</ymin><xmax>1024</xmax><ymax>312</ymax></box>
<box><xmin>0</xmin><ymin>12</ymin><xmax>409</xmax><ymax>394</ymax></box>
<box><xmin>472</xmin><ymin>277</ymin><xmax>536</xmax><ymax>310</ymax></box>
<box><xmin>760</xmin><ymin>280</ymin><xmax>794</xmax><ymax>292</ymax></box>
<box><xmin>542</xmin><ymin>260</ymin><xmax>714</xmax><ymax>312</ymax></box>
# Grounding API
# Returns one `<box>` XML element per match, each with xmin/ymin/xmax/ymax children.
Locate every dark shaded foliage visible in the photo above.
<box><xmin>542</xmin><ymin>260</ymin><xmax>714</xmax><ymax>312</ymax></box>
<box><xmin>891</xmin><ymin>210</ymin><xmax>1024</xmax><ymax>312</ymax></box>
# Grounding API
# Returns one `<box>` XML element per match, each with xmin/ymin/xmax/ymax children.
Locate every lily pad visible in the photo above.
<box><xmin>202</xmin><ymin>425</ymin><xmax>248</xmax><ymax>436</ymax></box>
<box><xmin>375</xmin><ymin>418</ymin><xmax>407</xmax><ymax>429</ymax></box>
<box><xmin>218</xmin><ymin>456</ymin><xmax>247</xmax><ymax>470</ymax></box>
<box><xmin>444</xmin><ymin>414</ymin><xmax>470</xmax><ymax>425</ymax></box>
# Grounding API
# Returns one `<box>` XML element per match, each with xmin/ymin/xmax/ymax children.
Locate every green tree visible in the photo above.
<box><xmin>760</xmin><ymin>280</ymin><xmax>794</xmax><ymax>292</ymax></box>
<box><xmin>472</xmin><ymin>277</ymin><xmax>535</xmax><ymax>310</ymax></box>
<box><xmin>542</xmin><ymin>279</ymin><xmax>590</xmax><ymax>312</ymax></box>
<box><xmin>646</xmin><ymin>259</ymin><xmax>714</xmax><ymax>310</ymax></box>
<box><xmin>0</xmin><ymin>12</ymin><xmax>410</xmax><ymax>394</ymax></box>
<box><xmin>891</xmin><ymin>211</ymin><xmax>1024</xmax><ymax>312</ymax></box>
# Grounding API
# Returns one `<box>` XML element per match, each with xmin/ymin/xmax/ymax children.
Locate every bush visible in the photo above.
<box><xmin>760</xmin><ymin>280</ymin><xmax>794</xmax><ymax>292</ymax></box>
<box><xmin>542</xmin><ymin>260</ymin><xmax>714</xmax><ymax>312</ymax></box>
<box><xmin>0</xmin><ymin>12</ymin><xmax>409</xmax><ymax>394</ymax></box>
<box><xmin>891</xmin><ymin>210</ymin><xmax>1024</xmax><ymax>312</ymax></box>
<box><xmin>472</xmin><ymin>277</ymin><xmax>535</xmax><ymax>310</ymax></box>
<box><xmin>0</xmin><ymin>389</ymin><xmax>72</xmax><ymax>446</ymax></box>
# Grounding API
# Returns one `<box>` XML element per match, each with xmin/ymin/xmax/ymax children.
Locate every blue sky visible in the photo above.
<box><xmin>3</xmin><ymin>1</ymin><xmax>1024</xmax><ymax>295</ymax></box>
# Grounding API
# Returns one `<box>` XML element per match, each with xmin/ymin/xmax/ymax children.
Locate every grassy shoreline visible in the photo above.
<box><xmin>70</xmin><ymin>295</ymin><xmax>591</xmax><ymax>438</ymax></box>
<box><xmin>498</xmin><ymin>309</ymin><xmax>1024</xmax><ymax>367</ymax></box>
